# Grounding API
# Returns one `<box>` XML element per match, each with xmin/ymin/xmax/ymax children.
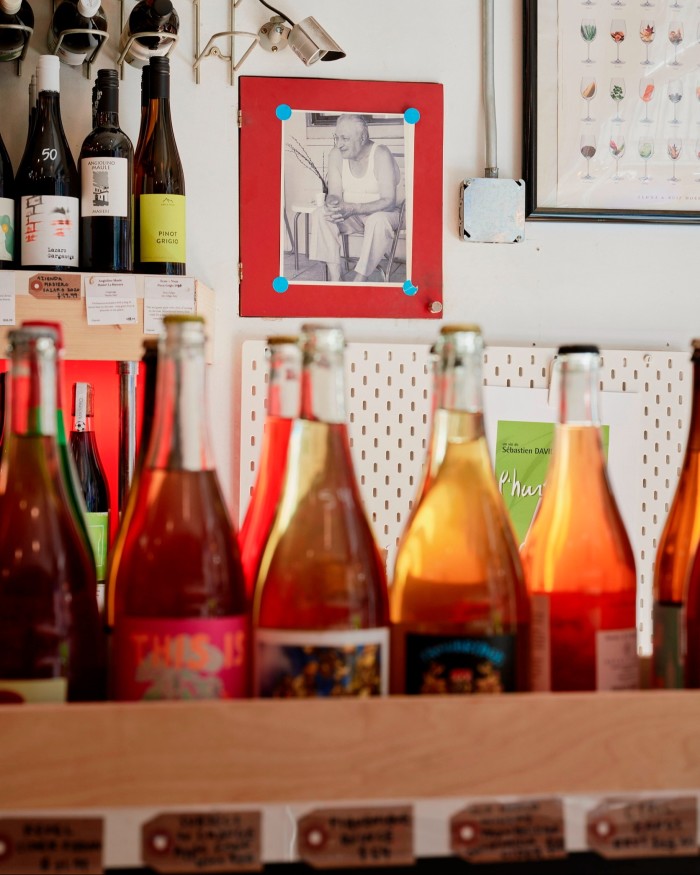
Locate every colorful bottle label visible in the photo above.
<box><xmin>0</xmin><ymin>197</ymin><xmax>14</xmax><ymax>261</ymax></box>
<box><xmin>255</xmin><ymin>627</ymin><xmax>389</xmax><ymax>697</ymax></box>
<box><xmin>401</xmin><ymin>630</ymin><xmax>516</xmax><ymax>694</ymax></box>
<box><xmin>0</xmin><ymin>678</ymin><xmax>67</xmax><ymax>704</ymax></box>
<box><xmin>21</xmin><ymin>195</ymin><xmax>79</xmax><ymax>268</ymax></box>
<box><xmin>139</xmin><ymin>194</ymin><xmax>186</xmax><ymax>263</ymax></box>
<box><xmin>113</xmin><ymin>616</ymin><xmax>248</xmax><ymax>701</ymax></box>
<box><xmin>652</xmin><ymin>602</ymin><xmax>685</xmax><ymax>688</ymax></box>
<box><xmin>81</xmin><ymin>157</ymin><xmax>129</xmax><ymax>218</ymax></box>
<box><xmin>85</xmin><ymin>511</ymin><xmax>109</xmax><ymax>582</ymax></box>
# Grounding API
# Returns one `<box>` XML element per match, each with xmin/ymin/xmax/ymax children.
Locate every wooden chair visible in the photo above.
<box><xmin>340</xmin><ymin>200</ymin><xmax>407</xmax><ymax>282</ymax></box>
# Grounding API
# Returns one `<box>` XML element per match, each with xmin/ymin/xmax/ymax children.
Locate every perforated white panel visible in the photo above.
<box><xmin>239</xmin><ymin>342</ymin><xmax>692</xmax><ymax>655</ymax></box>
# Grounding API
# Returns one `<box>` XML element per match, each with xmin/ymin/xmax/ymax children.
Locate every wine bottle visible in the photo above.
<box><xmin>118</xmin><ymin>0</ymin><xmax>179</xmax><ymax>69</ymax></box>
<box><xmin>520</xmin><ymin>345</ymin><xmax>639</xmax><ymax>691</ymax></box>
<box><xmin>0</xmin><ymin>326</ymin><xmax>103</xmax><ymax>703</ymax></box>
<box><xmin>253</xmin><ymin>325</ymin><xmax>390</xmax><ymax>698</ymax></box>
<box><xmin>26</xmin><ymin>73</ymin><xmax>37</xmax><ymax>143</ymax></box>
<box><xmin>0</xmin><ymin>129</ymin><xmax>14</xmax><ymax>268</ymax></box>
<box><xmin>239</xmin><ymin>336</ymin><xmax>300</xmax><ymax>599</ymax></box>
<box><xmin>105</xmin><ymin>337</ymin><xmax>158</xmax><ymax>631</ymax></box>
<box><xmin>47</xmin><ymin>0</ymin><xmax>107</xmax><ymax>68</ymax></box>
<box><xmin>134</xmin><ymin>57</ymin><xmax>186</xmax><ymax>275</ymax></box>
<box><xmin>110</xmin><ymin>317</ymin><xmax>247</xmax><ymax>700</ymax></box>
<box><xmin>79</xmin><ymin>69</ymin><xmax>134</xmax><ymax>272</ymax></box>
<box><xmin>0</xmin><ymin>0</ymin><xmax>34</xmax><ymax>63</ymax></box>
<box><xmin>70</xmin><ymin>382</ymin><xmax>110</xmax><ymax>601</ymax></box>
<box><xmin>133</xmin><ymin>64</ymin><xmax>151</xmax><ymax>168</ymax></box>
<box><xmin>391</xmin><ymin>326</ymin><xmax>529</xmax><ymax>695</ymax></box>
<box><xmin>659</xmin><ymin>341</ymin><xmax>700</xmax><ymax>688</ymax></box>
<box><xmin>15</xmin><ymin>55</ymin><xmax>79</xmax><ymax>271</ymax></box>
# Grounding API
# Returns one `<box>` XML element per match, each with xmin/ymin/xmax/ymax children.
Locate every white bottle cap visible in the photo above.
<box><xmin>37</xmin><ymin>54</ymin><xmax>61</xmax><ymax>94</ymax></box>
<box><xmin>0</xmin><ymin>0</ymin><xmax>22</xmax><ymax>15</ymax></box>
<box><xmin>77</xmin><ymin>0</ymin><xmax>100</xmax><ymax>17</ymax></box>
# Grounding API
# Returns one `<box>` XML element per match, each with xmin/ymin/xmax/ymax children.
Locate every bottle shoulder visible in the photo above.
<box><xmin>80</xmin><ymin>129</ymin><xmax>134</xmax><ymax>160</ymax></box>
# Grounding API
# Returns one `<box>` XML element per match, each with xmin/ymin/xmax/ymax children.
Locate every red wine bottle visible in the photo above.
<box><xmin>79</xmin><ymin>69</ymin><xmax>133</xmax><ymax>272</ymax></box>
<box><xmin>47</xmin><ymin>0</ymin><xmax>107</xmax><ymax>68</ymax></box>
<box><xmin>15</xmin><ymin>55</ymin><xmax>79</xmax><ymax>271</ymax></box>
<box><xmin>0</xmin><ymin>129</ymin><xmax>14</xmax><ymax>268</ymax></box>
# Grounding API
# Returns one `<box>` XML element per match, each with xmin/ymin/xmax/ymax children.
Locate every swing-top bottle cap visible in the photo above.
<box><xmin>77</xmin><ymin>0</ymin><xmax>101</xmax><ymax>18</ymax></box>
<box><xmin>36</xmin><ymin>55</ymin><xmax>61</xmax><ymax>95</ymax></box>
<box><xmin>557</xmin><ymin>344</ymin><xmax>600</xmax><ymax>356</ymax></box>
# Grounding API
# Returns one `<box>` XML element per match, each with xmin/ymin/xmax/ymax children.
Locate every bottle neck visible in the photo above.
<box><xmin>441</xmin><ymin>349</ymin><xmax>484</xmax><ymax>415</ymax></box>
<box><xmin>72</xmin><ymin>384</ymin><xmax>94</xmax><ymax>434</ymax></box>
<box><xmin>300</xmin><ymin>347</ymin><xmax>346</xmax><ymax>424</ymax></box>
<box><xmin>267</xmin><ymin>343</ymin><xmax>301</xmax><ymax>419</ymax></box>
<box><xmin>558</xmin><ymin>355</ymin><xmax>600</xmax><ymax>425</ymax></box>
<box><xmin>687</xmin><ymin>354</ymin><xmax>700</xmax><ymax>451</ymax></box>
<box><xmin>95</xmin><ymin>86</ymin><xmax>119</xmax><ymax>128</ymax></box>
<box><xmin>146</xmin><ymin>334</ymin><xmax>212</xmax><ymax>471</ymax></box>
<box><xmin>9</xmin><ymin>341</ymin><xmax>57</xmax><ymax>438</ymax></box>
<box><xmin>36</xmin><ymin>91</ymin><xmax>63</xmax><ymax>136</ymax></box>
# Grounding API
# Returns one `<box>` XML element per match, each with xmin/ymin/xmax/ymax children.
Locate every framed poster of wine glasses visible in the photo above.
<box><xmin>238</xmin><ymin>77</ymin><xmax>443</xmax><ymax>319</ymax></box>
<box><xmin>524</xmin><ymin>0</ymin><xmax>700</xmax><ymax>223</ymax></box>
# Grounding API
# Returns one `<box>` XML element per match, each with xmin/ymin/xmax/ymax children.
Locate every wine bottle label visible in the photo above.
<box><xmin>652</xmin><ymin>602</ymin><xmax>685</xmax><ymax>688</ymax></box>
<box><xmin>0</xmin><ymin>677</ymin><xmax>67</xmax><ymax>704</ymax></box>
<box><xmin>47</xmin><ymin>27</ymin><xmax>90</xmax><ymax>66</ymax></box>
<box><xmin>139</xmin><ymin>194</ymin><xmax>186</xmax><ymax>263</ymax></box>
<box><xmin>85</xmin><ymin>511</ymin><xmax>109</xmax><ymax>582</ymax></box>
<box><xmin>397</xmin><ymin>628</ymin><xmax>517</xmax><ymax>694</ymax></box>
<box><xmin>81</xmin><ymin>157</ymin><xmax>129</xmax><ymax>218</ymax></box>
<box><xmin>0</xmin><ymin>197</ymin><xmax>14</xmax><ymax>261</ymax></box>
<box><xmin>254</xmin><ymin>627</ymin><xmax>389</xmax><ymax>697</ymax></box>
<box><xmin>596</xmin><ymin>628</ymin><xmax>639</xmax><ymax>690</ymax></box>
<box><xmin>20</xmin><ymin>195</ymin><xmax>79</xmax><ymax>268</ymax></box>
<box><xmin>113</xmin><ymin>616</ymin><xmax>248</xmax><ymax>701</ymax></box>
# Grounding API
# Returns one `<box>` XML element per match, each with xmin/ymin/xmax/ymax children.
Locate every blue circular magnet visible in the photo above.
<box><xmin>272</xmin><ymin>276</ymin><xmax>289</xmax><ymax>293</ymax></box>
<box><xmin>275</xmin><ymin>103</ymin><xmax>292</xmax><ymax>121</ymax></box>
<box><xmin>404</xmin><ymin>107</ymin><xmax>421</xmax><ymax>124</ymax></box>
<box><xmin>402</xmin><ymin>280</ymin><xmax>418</xmax><ymax>296</ymax></box>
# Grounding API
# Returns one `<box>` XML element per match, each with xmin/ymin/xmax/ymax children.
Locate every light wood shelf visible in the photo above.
<box><xmin>1</xmin><ymin>271</ymin><xmax>215</xmax><ymax>362</ymax></box>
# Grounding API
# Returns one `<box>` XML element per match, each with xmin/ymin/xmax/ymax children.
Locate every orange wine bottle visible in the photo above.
<box><xmin>652</xmin><ymin>340</ymin><xmax>700</xmax><ymax>688</ymax></box>
<box><xmin>239</xmin><ymin>335</ymin><xmax>300</xmax><ymax>599</ymax></box>
<box><xmin>110</xmin><ymin>316</ymin><xmax>247</xmax><ymax>700</ymax></box>
<box><xmin>253</xmin><ymin>325</ymin><xmax>389</xmax><ymax>697</ymax></box>
<box><xmin>520</xmin><ymin>345</ymin><xmax>639</xmax><ymax>691</ymax></box>
<box><xmin>391</xmin><ymin>326</ymin><xmax>529</xmax><ymax>694</ymax></box>
<box><xmin>0</xmin><ymin>326</ymin><xmax>102</xmax><ymax>702</ymax></box>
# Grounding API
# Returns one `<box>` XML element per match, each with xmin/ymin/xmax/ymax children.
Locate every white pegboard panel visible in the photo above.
<box><xmin>239</xmin><ymin>342</ymin><xmax>692</xmax><ymax>655</ymax></box>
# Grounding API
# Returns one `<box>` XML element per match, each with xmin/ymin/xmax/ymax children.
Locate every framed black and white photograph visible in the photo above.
<box><xmin>524</xmin><ymin>0</ymin><xmax>700</xmax><ymax>222</ymax></box>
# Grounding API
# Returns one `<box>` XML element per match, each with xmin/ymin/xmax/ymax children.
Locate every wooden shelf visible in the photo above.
<box><xmin>0</xmin><ymin>271</ymin><xmax>215</xmax><ymax>362</ymax></box>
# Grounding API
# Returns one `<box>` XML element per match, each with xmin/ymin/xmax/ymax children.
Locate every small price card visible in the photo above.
<box><xmin>450</xmin><ymin>798</ymin><xmax>566</xmax><ymax>864</ymax></box>
<box><xmin>0</xmin><ymin>817</ymin><xmax>103</xmax><ymax>874</ymax></box>
<box><xmin>0</xmin><ymin>272</ymin><xmax>15</xmax><ymax>326</ymax></box>
<box><xmin>587</xmin><ymin>797</ymin><xmax>698</xmax><ymax>859</ymax></box>
<box><xmin>141</xmin><ymin>811</ymin><xmax>262</xmax><ymax>873</ymax></box>
<box><xmin>27</xmin><ymin>273</ymin><xmax>81</xmax><ymax>301</ymax></box>
<box><xmin>84</xmin><ymin>275</ymin><xmax>138</xmax><ymax>326</ymax></box>
<box><xmin>144</xmin><ymin>276</ymin><xmax>196</xmax><ymax>335</ymax></box>
<box><xmin>297</xmin><ymin>805</ymin><xmax>414</xmax><ymax>869</ymax></box>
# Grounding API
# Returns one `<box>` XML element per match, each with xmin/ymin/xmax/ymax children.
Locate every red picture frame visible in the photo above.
<box><xmin>239</xmin><ymin>76</ymin><xmax>443</xmax><ymax>319</ymax></box>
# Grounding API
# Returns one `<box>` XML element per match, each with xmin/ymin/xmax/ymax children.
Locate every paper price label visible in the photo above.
<box><xmin>84</xmin><ymin>275</ymin><xmax>138</xmax><ymax>326</ymax></box>
<box><xmin>587</xmin><ymin>797</ymin><xmax>698</xmax><ymax>859</ymax></box>
<box><xmin>297</xmin><ymin>805</ymin><xmax>414</xmax><ymax>869</ymax></box>
<box><xmin>27</xmin><ymin>273</ymin><xmax>81</xmax><ymax>301</ymax></box>
<box><xmin>450</xmin><ymin>798</ymin><xmax>566</xmax><ymax>864</ymax></box>
<box><xmin>0</xmin><ymin>817</ymin><xmax>103</xmax><ymax>874</ymax></box>
<box><xmin>0</xmin><ymin>272</ymin><xmax>15</xmax><ymax>326</ymax></box>
<box><xmin>144</xmin><ymin>276</ymin><xmax>196</xmax><ymax>335</ymax></box>
<box><xmin>142</xmin><ymin>812</ymin><xmax>261</xmax><ymax>873</ymax></box>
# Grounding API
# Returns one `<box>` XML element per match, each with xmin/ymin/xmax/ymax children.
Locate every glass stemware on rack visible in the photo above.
<box><xmin>580</xmin><ymin>134</ymin><xmax>597</xmax><ymax>180</ymax></box>
<box><xmin>610</xmin><ymin>77</ymin><xmax>626</xmax><ymax>121</ymax></box>
<box><xmin>610</xmin><ymin>20</ymin><xmax>626</xmax><ymax>64</ymax></box>
<box><xmin>668</xmin><ymin>79</ymin><xmax>683</xmax><ymax>125</ymax></box>
<box><xmin>668</xmin><ymin>21</ymin><xmax>683</xmax><ymax>66</ymax></box>
<box><xmin>668</xmin><ymin>138</ymin><xmax>682</xmax><ymax>182</ymax></box>
<box><xmin>640</xmin><ymin>77</ymin><xmax>655</xmax><ymax>123</ymax></box>
<box><xmin>581</xmin><ymin>76</ymin><xmax>597</xmax><ymax>121</ymax></box>
<box><xmin>638</xmin><ymin>136</ymin><xmax>653</xmax><ymax>181</ymax></box>
<box><xmin>639</xmin><ymin>20</ymin><xmax>654</xmax><ymax>66</ymax></box>
<box><xmin>610</xmin><ymin>134</ymin><xmax>626</xmax><ymax>180</ymax></box>
<box><xmin>581</xmin><ymin>19</ymin><xmax>597</xmax><ymax>63</ymax></box>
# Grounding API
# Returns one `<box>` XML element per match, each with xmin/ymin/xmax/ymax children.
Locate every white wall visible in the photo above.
<box><xmin>1</xmin><ymin>0</ymin><xmax>697</xmax><ymax>517</ymax></box>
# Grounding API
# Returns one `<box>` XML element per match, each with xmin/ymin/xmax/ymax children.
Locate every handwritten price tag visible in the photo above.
<box><xmin>27</xmin><ymin>273</ymin><xmax>81</xmax><ymax>301</ymax></box>
<box><xmin>84</xmin><ymin>275</ymin><xmax>138</xmax><ymax>326</ymax></box>
<box><xmin>297</xmin><ymin>805</ymin><xmax>414</xmax><ymax>869</ymax></box>
<box><xmin>587</xmin><ymin>797</ymin><xmax>698</xmax><ymax>859</ymax></box>
<box><xmin>450</xmin><ymin>798</ymin><xmax>566</xmax><ymax>864</ymax></box>
<box><xmin>0</xmin><ymin>817</ymin><xmax>103</xmax><ymax>874</ymax></box>
<box><xmin>142</xmin><ymin>811</ymin><xmax>261</xmax><ymax>873</ymax></box>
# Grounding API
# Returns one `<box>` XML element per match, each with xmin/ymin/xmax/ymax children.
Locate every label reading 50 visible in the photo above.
<box><xmin>42</xmin><ymin>148</ymin><xmax>58</xmax><ymax>161</ymax></box>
